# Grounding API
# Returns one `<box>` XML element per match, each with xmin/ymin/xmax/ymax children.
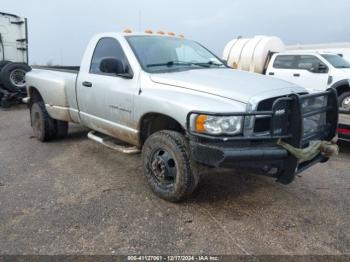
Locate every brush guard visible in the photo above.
<box><xmin>187</xmin><ymin>89</ymin><xmax>339</xmax><ymax>184</ymax></box>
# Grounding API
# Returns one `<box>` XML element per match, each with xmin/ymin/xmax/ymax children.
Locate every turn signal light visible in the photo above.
<box><xmin>195</xmin><ymin>115</ymin><xmax>208</xmax><ymax>133</ymax></box>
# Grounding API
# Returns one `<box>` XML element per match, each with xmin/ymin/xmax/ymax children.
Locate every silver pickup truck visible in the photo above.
<box><xmin>25</xmin><ymin>32</ymin><xmax>339</xmax><ymax>202</ymax></box>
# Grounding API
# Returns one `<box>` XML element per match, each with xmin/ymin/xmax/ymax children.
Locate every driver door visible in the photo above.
<box><xmin>291</xmin><ymin>55</ymin><xmax>330</xmax><ymax>93</ymax></box>
<box><xmin>77</xmin><ymin>37</ymin><xmax>138</xmax><ymax>142</ymax></box>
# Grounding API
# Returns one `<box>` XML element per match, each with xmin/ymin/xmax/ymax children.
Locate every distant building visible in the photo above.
<box><xmin>287</xmin><ymin>42</ymin><xmax>350</xmax><ymax>62</ymax></box>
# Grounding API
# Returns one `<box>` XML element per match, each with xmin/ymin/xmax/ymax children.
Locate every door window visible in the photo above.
<box><xmin>273</xmin><ymin>55</ymin><xmax>297</xmax><ymax>69</ymax></box>
<box><xmin>296</xmin><ymin>55</ymin><xmax>328</xmax><ymax>73</ymax></box>
<box><xmin>90</xmin><ymin>38</ymin><xmax>132</xmax><ymax>75</ymax></box>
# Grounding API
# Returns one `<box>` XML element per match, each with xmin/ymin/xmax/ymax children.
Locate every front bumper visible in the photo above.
<box><xmin>187</xmin><ymin>90</ymin><xmax>339</xmax><ymax>184</ymax></box>
<box><xmin>191</xmin><ymin>142</ymin><xmax>288</xmax><ymax>166</ymax></box>
<box><xmin>190</xmin><ymin>140</ymin><xmax>328</xmax><ymax>184</ymax></box>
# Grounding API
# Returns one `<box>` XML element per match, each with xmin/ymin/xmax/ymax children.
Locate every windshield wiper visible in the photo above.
<box><xmin>146</xmin><ymin>60</ymin><xmax>213</xmax><ymax>68</ymax></box>
<box><xmin>147</xmin><ymin>61</ymin><xmax>191</xmax><ymax>68</ymax></box>
<box><xmin>194</xmin><ymin>61</ymin><xmax>224</xmax><ymax>67</ymax></box>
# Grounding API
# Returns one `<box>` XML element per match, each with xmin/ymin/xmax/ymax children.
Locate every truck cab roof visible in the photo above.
<box><xmin>98</xmin><ymin>32</ymin><xmax>185</xmax><ymax>39</ymax></box>
<box><xmin>278</xmin><ymin>50</ymin><xmax>340</xmax><ymax>56</ymax></box>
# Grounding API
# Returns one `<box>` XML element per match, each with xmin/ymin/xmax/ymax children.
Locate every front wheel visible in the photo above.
<box><xmin>339</xmin><ymin>91</ymin><xmax>350</xmax><ymax>110</ymax></box>
<box><xmin>142</xmin><ymin>130</ymin><xmax>199</xmax><ymax>202</ymax></box>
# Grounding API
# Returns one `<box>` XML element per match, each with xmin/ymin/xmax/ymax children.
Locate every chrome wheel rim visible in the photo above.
<box><xmin>341</xmin><ymin>96</ymin><xmax>350</xmax><ymax>109</ymax></box>
<box><xmin>9</xmin><ymin>69</ymin><xmax>26</xmax><ymax>88</ymax></box>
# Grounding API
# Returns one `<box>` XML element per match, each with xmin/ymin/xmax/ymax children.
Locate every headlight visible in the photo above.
<box><xmin>302</xmin><ymin>96</ymin><xmax>327</xmax><ymax>136</ymax></box>
<box><xmin>191</xmin><ymin>114</ymin><xmax>243</xmax><ymax>135</ymax></box>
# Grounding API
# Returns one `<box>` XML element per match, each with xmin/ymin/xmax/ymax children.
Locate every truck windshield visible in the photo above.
<box><xmin>126</xmin><ymin>36</ymin><xmax>225</xmax><ymax>73</ymax></box>
<box><xmin>321</xmin><ymin>54</ymin><xmax>350</xmax><ymax>69</ymax></box>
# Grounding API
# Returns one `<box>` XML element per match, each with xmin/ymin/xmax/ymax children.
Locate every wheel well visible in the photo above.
<box><xmin>28</xmin><ymin>87</ymin><xmax>43</xmax><ymax>106</ymax></box>
<box><xmin>330</xmin><ymin>84</ymin><xmax>350</xmax><ymax>97</ymax></box>
<box><xmin>140</xmin><ymin>113</ymin><xmax>185</xmax><ymax>146</ymax></box>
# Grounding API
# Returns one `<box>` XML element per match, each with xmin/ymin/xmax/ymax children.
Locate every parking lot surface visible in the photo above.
<box><xmin>0</xmin><ymin>105</ymin><xmax>349</xmax><ymax>255</ymax></box>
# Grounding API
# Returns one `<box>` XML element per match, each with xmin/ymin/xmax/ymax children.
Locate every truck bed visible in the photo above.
<box><xmin>26</xmin><ymin>66</ymin><xmax>80</xmax><ymax>123</ymax></box>
<box><xmin>31</xmin><ymin>65</ymin><xmax>80</xmax><ymax>74</ymax></box>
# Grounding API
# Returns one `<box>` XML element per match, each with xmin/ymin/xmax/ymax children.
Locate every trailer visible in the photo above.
<box><xmin>0</xmin><ymin>12</ymin><xmax>31</xmax><ymax>107</ymax></box>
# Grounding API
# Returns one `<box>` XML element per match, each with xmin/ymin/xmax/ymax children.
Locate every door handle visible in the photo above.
<box><xmin>82</xmin><ymin>81</ymin><xmax>92</xmax><ymax>87</ymax></box>
<box><xmin>293</xmin><ymin>73</ymin><xmax>300</xmax><ymax>77</ymax></box>
<box><xmin>269</xmin><ymin>72</ymin><xmax>275</xmax><ymax>76</ymax></box>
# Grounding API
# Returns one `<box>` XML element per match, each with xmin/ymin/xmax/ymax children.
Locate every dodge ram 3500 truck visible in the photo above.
<box><xmin>25</xmin><ymin>32</ymin><xmax>339</xmax><ymax>202</ymax></box>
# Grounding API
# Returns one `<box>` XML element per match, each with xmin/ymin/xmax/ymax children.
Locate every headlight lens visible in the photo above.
<box><xmin>192</xmin><ymin>114</ymin><xmax>243</xmax><ymax>135</ymax></box>
<box><xmin>302</xmin><ymin>96</ymin><xmax>327</xmax><ymax>136</ymax></box>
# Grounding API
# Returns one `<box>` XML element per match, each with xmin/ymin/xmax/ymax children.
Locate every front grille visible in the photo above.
<box><xmin>254</xmin><ymin>117</ymin><xmax>271</xmax><ymax>133</ymax></box>
<box><xmin>187</xmin><ymin>90</ymin><xmax>338</xmax><ymax>145</ymax></box>
<box><xmin>254</xmin><ymin>96</ymin><xmax>285</xmax><ymax>134</ymax></box>
<box><xmin>256</xmin><ymin>97</ymin><xmax>282</xmax><ymax>111</ymax></box>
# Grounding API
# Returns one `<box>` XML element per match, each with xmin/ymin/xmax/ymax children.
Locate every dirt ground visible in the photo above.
<box><xmin>0</xmin><ymin>105</ymin><xmax>349</xmax><ymax>255</ymax></box>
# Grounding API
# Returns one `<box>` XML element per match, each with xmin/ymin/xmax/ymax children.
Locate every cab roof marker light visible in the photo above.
<box><xmin>157</xmin><ymin>31</ymin><xmax>165</xmax><ymax>35</ymax></box>
<box><xmin>145</xmin><ymin>29</ymin><xmax>153</xmax><ymax>34</ymax></box>
<box><xmin>168</xmin><ymin>32</ymin><xmax>175</xmax><ymax>36</ymax></box>
<box><xmin>178</xmin><ymin>34</ymin><xmax>185</xmax><ymax>38</ymax></box>
<box><xmin>123</xmin><ymin>28</ymin><xmax>133</xmax><ymax>33</ymax></box>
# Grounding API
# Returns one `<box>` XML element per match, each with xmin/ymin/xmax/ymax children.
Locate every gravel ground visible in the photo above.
<box><xmin>0</xmin><ymin>105</ymin><xmax>349</xmax><ymax>255</ymax></box>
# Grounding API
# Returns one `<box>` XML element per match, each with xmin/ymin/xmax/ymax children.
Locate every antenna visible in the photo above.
<box><xmin>138</xmin><ymin>10</ymin><xmax>142</xmax><ymax>31</ymax></box>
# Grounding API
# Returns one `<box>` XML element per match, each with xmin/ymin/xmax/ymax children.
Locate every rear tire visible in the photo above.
<box><xmin>56</xmin><ymin>120</ymin><xmax>69</xmax><ymax>139</ymax></box>
<box><xmin>0</xmin><ymin>60</ymin><xmax>10</xmax><ymax>70</ymax></box>
<box><xmin>0</xmin><ymin>63</ymin><xmax>31</xmax><ymax>92</ymax></box>
<box><xmin>142</xmin><ymin>130</ymin><xmax>199</xmax><ymax>202</ymax></box>
<box><xmin>0</xmin><ymin>98</ymin><xmax>10</xmax><ymax>108</ymax></box>
<box><xmin>339</xmin><ymin>91</ymin><xmax>350</xmax><ymax>110</ymax></box>
<box><xmin>0</xmin><ymin>60</ymin><xmax>10</xmax><ymax>85</ymax></box>
<box><xmin>30</xmin><ymin>102</ymin><xmax>57</xmax><ymax>142</ymax></box>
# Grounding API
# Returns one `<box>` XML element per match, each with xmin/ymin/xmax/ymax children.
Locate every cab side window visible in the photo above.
<box><xmin>90</xmin><ymin>38</ymin><xmax>132</xmax><ymax>75</ymax></box>
<box><xmin>273</xmin><ymin>55</ymin><xmax>297</xmax><ymax>69</ymax></box>
<box><xmin>296</xmin><ymin>55</ymin><xmax>328</xmax><ymax>73</ymax></box>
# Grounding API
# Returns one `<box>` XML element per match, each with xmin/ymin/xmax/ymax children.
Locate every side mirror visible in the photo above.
<box><xmin>99</xmin><ymin>58</ymin><xmax>133</xmax><ymax>78</ymax></box>
<box><xmin>317</xmin><ymin>63</ymin><xmax>328</xmax><ymax>73</ymax></box>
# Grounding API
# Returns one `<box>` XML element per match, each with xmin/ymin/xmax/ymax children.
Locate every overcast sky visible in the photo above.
<box><xmin>2</xmin><ymin>0</ymin><xmax>350</xmax><ymax>65</ymax></box>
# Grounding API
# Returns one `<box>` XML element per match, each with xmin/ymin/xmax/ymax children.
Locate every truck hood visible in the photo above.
<box><xmin>150</xmin><ymin>68</ymin><xmax>306</xmax><ymax>103</ymax></box>
<box><xmin>340</xmin><ymin>68</ymin><xmax>350</xmax><ymax>75</ymax></box>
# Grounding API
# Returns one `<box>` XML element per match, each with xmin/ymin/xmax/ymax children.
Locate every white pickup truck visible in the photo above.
<box><xmin>25</xmin><ymin>32</ymin><xmax>339</xmax><ymax>202</ymax></box>
<box><xmin>223</xmin><ymin>36</ymin><xmax>350</xmax><ymax>110</ymax></box>
<box><xmin>265</xmin><ymin>51</ymin><xmax>350</xmax><ymax>109</ymax></box>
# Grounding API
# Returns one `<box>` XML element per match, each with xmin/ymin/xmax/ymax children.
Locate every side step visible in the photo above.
<box><xmin>87</xmin><ymin>131</ymin><xmax>140</xmax><ymax>155</ymax></box>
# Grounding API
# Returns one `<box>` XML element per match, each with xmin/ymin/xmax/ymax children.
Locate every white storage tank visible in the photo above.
<box><xmin>223</xmin><ymin>36</ymin><xmax>285</xmax><ymax>74</ymax></box>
